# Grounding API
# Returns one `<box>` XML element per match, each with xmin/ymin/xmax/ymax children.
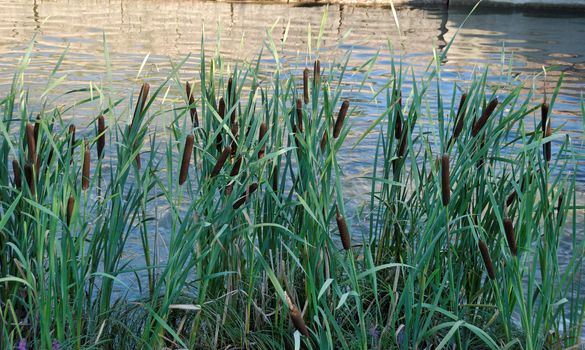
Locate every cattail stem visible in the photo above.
<box><xmin>67</xmin><ymin>196</ymin><xmax>75</xmax><ymax>226</ymax></box>
<box><xmin>179</xmin><ymin>135</ymin><xmax>195</xmax><ymax>185</ymax></box>
<box><xmin>97</xmin><ymin>115</ymin><xmax>106</xmax><ymax>159</ymax></box>
<box><xmin>82</xmin><ymin>141</ymin><xmax>90</xmax><ymax>190</ymax></box>
<box><xmin>503</xmin><ymin>218</ymin><xmax>517</xmax><ymax>256</ymax></box>
<box><xmin>285</xmin><ymin>292</ymin><xmax>309</xmax><ymax>337</ymax></box>
<box><xmin>211</xmin><ymin>146</ymin><xmax>232</xmax><ymax>178</ymax></box>
<box><xmin>334</xmin><ymin>100</ymin><xmax>349</xmax><ymax>138</ymax></box>
<box><xmin>472</xmin><ymin>98</ymin><xmax>498</xmax><ymax>137</ymax></box>
<box><xmin>336</xmin><ymin>206</ymin><xmax>351</xmax><ymax>250</ymax></box>
<box><xmin>441</xmin><ymin>153</ymin><xmax>450</xmax><ymax>206</ymax></box>
<box><xmin>478</xmin><ymin>240</ymin><xmax>496</xmax><ymax>280</ymax></box>
<box><xmin>303</xmin><ymin>68</ymin><xmax>310</xmax><ymax>104</ymax></box>
<box><xmin>453</xmin><ymin>93</ymin><xmax>468</xmax><ymax>139</ymax></box>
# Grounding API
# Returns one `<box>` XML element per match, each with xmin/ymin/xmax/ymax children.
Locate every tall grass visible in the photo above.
<box><xmin>1</xmin><ymin>15</ymin><xmax>584</xmax><ymax>350</ymax></box>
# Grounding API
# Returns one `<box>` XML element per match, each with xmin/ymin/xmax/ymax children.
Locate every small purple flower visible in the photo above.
<box><xmin>52</xmin><ymin>340</ymin><xmax>60</xmax><ymax>350</ymax></box>
<box><xmin>17</xmin><ymin>339</ymin><xmax>27</xmax><ymax>350</ymax></box>
<box><xmin>369</xmin><ymin>325</ymin><xmax>380</xmax><ymax>340</ymax></box>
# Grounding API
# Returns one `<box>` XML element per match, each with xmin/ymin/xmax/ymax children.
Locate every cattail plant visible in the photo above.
<box><xmin>68</xmin><ymin>124</ymin><xmax>76</xmax><ymax>161</ymax></box>
<box><xmin>218</xmin><ymin>97</ymin><xmax>226</xmax><ymax>120</ymax></box>
<box><xmin>503</xmin><ymin>218</ymin><xmax>517</xmax><ymax>256</ymax></box>
<box><xmin>541</xmin><ymin>100</ymin><xmax>549</xmax><ymax>134</ymax></box>
<box><xmin>313</xmin><ymin>59</ymin><xmax>320</xmax><ymax>87</ymax></box>
<box><xmin>82</xmin><ymin>141</ymin><xmax>90</xmax><ymax>190</ymax></box>
<box><xmin>320</xmin><ymin>130</ymin><xmax>328</xmax><ymax>153</ymax></box>
<box><xmin>233</xmin><ymin>183</ymin><xmax>258</xmax><ymax>209</ymax></box>
<box><xmin>179</xmin><ymin>135</ymin><xmax>194</xmax><ymax>185</ymax></box>
<box><xmin>336</xmin><ymin>206</ymin><xmax>351</xmax><ymax>250</ymax></box>
<box><xmin>230</xmin><ymin>123</ymin><xmax>239</xmax><ymax>157</ymax></box>
<box><xmin>394</xmin><ymin>93</ymin><xmax>402</xmax><ymax>140</ymax></box>
<box><xmin>185</xmin><ymin>81</ymin><xmax>199</xmax><ymax>127</ymax></box>
<box><xmin>66</xmin><ymin>196</ymin><xmax>75</xmax><ymax>226</ymax></box>
<box><xmin>24</xmin><ymin>163</ymin><xmax>34</xmax><ymax>196</ymax></box>
<box><xmin>334</xmin><ymin>100</ymin><xmax>349</xmax><ymax>138</ymax></box>
<box><xmin>296</xmin><ymin>98</ymin><xmax>303</xmax><ymax>132</ymax></box>
<box><xmin>397</xmin><ymin>124</ymin><xmax>409</xmax><ymax>158</ymax></box>
<box><xmin>271</xmin><ymin>165</ymin><xmax>279</xmax><ymax>193</ymax></box>
<box><xmin>285</xmin><ymin>292</ymin><xmax>309</xmax><ymax>337</ymax></box>
<box><xmin>441</xmin><ymin>153</ymin><xmax>450</xmax><ymax>206</ymax></box>
<box><xmin>506</xmin><ymin>190</ymin><xmax>517</xmax><ymax>208</ymax></box>
<box><xmin>303</xmin><ymin>68</ymin><xmax>309</xmax><ymax>104</ymax></box>
<box><xmin>453</xmin><ymin>93</ymin><xmax>468</xmax><ymax>139</ymax></box>
<box><xmin>12</xmin><ymin>159</ymin><xmax>21</xmax><ymax>188</ymax></box>
<box><xmin>216</xmin><ymin>132</ymin><xmax>223</xmax><ymax>153</ymax></box>
<box><xmin>133</xmin><ymin>82</ymin><xmax>150</xmax><ymax>122</ymax></box>
<box><xmin>478</xmin><ymin>240</ymin><xmax>496</xmax><ymax>280</ymax></box>
<box><xmin>225</xmin><ymin>156</ymin><xmax>243</xmax><ymax>195</ymax></box>
<box><xmin>258</xmin><ymin>122</ymin><xmax>267</xmax><ymax>159</ymax></box>
<box><xmin>210</xmin><ymin>146</ymin><xmax>231</xmax><ymax>178</ymax></box>
<box><xmin>471</xmin><ymin>98</ymin><xmax>498</xmax><ymax>137</ymax></box>
<box><xmin>544</xmin><ymin>124</ymin><xmax>552</xmax><ymax>162</ymax></box>
<box><xmin>33</xmin><ymin>114</ymin><xmax>40</xmax><ymax>144</ymax></box>
<box><xmin>25</xmin><ymin>123</ymin><xmax>36</xmax><ymax>167</ymax></box>
<box><xmin>97</xmin><ymin>115</ymin><xmax>106</xmax><ymax>159</ymax></box>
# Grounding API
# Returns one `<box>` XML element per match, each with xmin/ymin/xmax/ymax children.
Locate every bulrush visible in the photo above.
<box><xmin>24</xmin><ymin>163</ymin><xmax>34</xmax><ymax>196</ymax></box>
<box><xmin>478</xmin><ymin>240</ymin><xmax>496</xmax><ymax>280</ymax></box>
<box><xmin>334</xmin><ymin>100</ymin><xmax>349</xmax><ymax>138</ymax></box>
<box><xmin>233</xmin><ymin>183</ymin><xmax>258</xmax><ymax>209</ymax></box>
<box><xmin>503</xmin><ymin>218</ymin><xmax>517</xmax><ymax>256</ymax></box>
<box><xmin>218</xmin><ymin>97</ymin><xmax>226</xmax><ymax>120</ymax></box>
<box><xmin>179</xmin><ymin>135</ymin><xmax>194</xmax><ymax>185</ymax></box>
<box><xmin>320</xmin><ymin>130</ymin><xmax>328</xmax><ymax>153</ymax></box>
<box><xmin>472</xmin><ymin>98</ymin><xmax>498</xmax><ymax>137</ymax></box>
<box><xmin>285</xmin><ymin>292</ymin><xmax>309</xmax><ymax>337</ymax></box>
<box><xmin>216</xmin><ymin>129</ymin><xmax>223</xmax><ymax>153</ymax></box>
<box><xmin>398</xmin><ymin>124</ymin><xmax>409</xmax><ymax>158</ymax></box>
<box><xmin>135</xmin><ymin>154</ymin><xmax>141</xmax><ymax>170</ymax></box>
<box><xmin>541</xmin><ymin>101</ymin><xmax>549</xmax><ymax>134</ymax></box>
<box><xmin>336</xmin><ymin>206</ymin><xmax>351</xmax><ymax>250</ymax></box>
<box><xmin>544</xmin><ymin>124</ymin><xmax>552</xmax><ymax>162</ymax></box>
<box><xmin>227</xmin><ymin>77</ymin><xmax>234</xmax><ymax>104</ymax></box>
<box><xmin>258</xmin><ymin>122</ymin><xmax>267</xmax><ymax>159</ymax></box>
<box><xmin>506</xmin><ymin>190</ymin><xmax>517</xmax><ymax>208</ymax></box>
<box><xmin>25</xmin><ymin>123</ymin><xmax>36</xmax><ymax>166</ymax></box>
<box><xmin>210</xmin><ymin>146</ymin><xmax>231</xmax><ymax>178</ymax></box>
<box><xmin>82</xmin><ymin>141</ymin><xmax>90</xmax><ymax>190</ymax></box>
<box><xmin>296</xmin><ymin>98</ymin><xmax>303</xmax><ymax>132</ymax></box>
<box><xmin>313</xmin><ymin>59</ymin><xmax>321</xmax><ymax>87</ymax></box>
<box><xmin>453</xmin><ymin>93</ymin><xmax>468</xmax><ymax>139</ymax></box>
<box><xmin>303</xmin><ymin>68</ymin><xmax>310</xmax><ymax>104</ymax></box>
<box><xmin>394</xmin><ymin>94</ymin><xmax>402</xmax><ymax>140</ymax></box>
<box><xmin>12</xmin><ymin>159</ymin><xmax>21</xmax><ymax>188</ymax></box>
<box><xmin>225</xmin><ymin>156</ymin><xmax>243</xmax><ymax>195</ymax></box>
<box><xmin>97</xmin><ymin>115</ymin><xmax>106</xmax><ymax>159</ymax></box>
<box><xmin>67</xmin><ymin>196</ymin><xmax>75</xmax><ymax>226</ymax></box>
<box><xmin>230</xmin><ymin>123</ymin><xmax>239</xmax><ymax>156</ymax></box>
<box><xmin>441</xmin><ymin>153</ymin><xmax>450</xmax><ymax>206</ymax></box>
<box><xmin>133</xmin><ymin>83</ymin><xmax>150</xmax><ymax>122</ymax></box>
<box><xmin>272</xmin><ymin>165</ymin><xmax>279</xmax><ymax>192</ymax></box>
<box><xmin>185</xmin><ymin>81</ymin><xmax>199</xmax><ymax>127</ymax></box>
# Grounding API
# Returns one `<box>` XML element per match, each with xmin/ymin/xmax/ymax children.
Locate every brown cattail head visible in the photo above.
<box><xmin>133</xmin><ymin>83</ymin><xmax>150</xmax><ymax>122</ymax></box>
<box><xmin>320</xmin><ymin>130</ymin><xmax>328</xmax><ymax>153</ymax></box>
<box><xmin>472</xmin><ymin>98</ymin><xmax>498</xmax><ymax>137</ymax></box>
<box><xmin>25</xmin><ymin>123</ymin><xmax>36</xmax><ymax>166</ymax></box>
<box><xmin>296</xmin><ymin>98</ymin><xmax>303</xmax><ymax>132</ymax></box>
<box><xmin>135</xmin><ymin>154</ymin><xmax>141</xmax><ymax>170</ymax></box>
<box><xmin>211</xmin><ymin>146</ymin><xmax>231</xmax><ymax>178</ymax></box>
<box><xmin>227</xmin><ymin>77</ymin><xmax>234</xmax><ymax>103</ymax></box>
<box><xmin>97</xmin><ymin>115</ymin><xmax>106</xmax><ymax>159</ymax></box>
<box><xmin>34</xmin><ymin>114</ymin><xmax>41</xmax><ymax>144</ymax></box>
<box><xmin>541</xmin><ymin>102</ymin><xmax>549</xmax><ymax>134</ymax></box>
<box><xmin>503</xmin><ymin>218</ymin><xmax>517</xmax><ymax>256</ymax></box>
<box><xmin>218</xmin><ymin>97</ymin><xmax>226</xmax><ymax>120</ymax></box>
<box><xmin>313</xmin><ymin>59</ymin><xmax>321</xmax><ymax>87</ymax></box>
<box><xmin>179</xmin><ymin>135</ymin><xmax>195</xmax><ymax>185</ymax></box>
<box><xmin>453</xmin><ymin>93</ymin><xmax>468</xmax><ymax>139</ymax></box>
<box><xmin>506</xmin><ymin>190</ymin><xmax>517</xmax><ymax>208</ymax></box>
<box><xmin>544</xmin><ymin>124</ymin><xmax>552</xmax><ymax>162</ymax></box>
<box><xmin>303</xmin><ymin>68</ymin><xmax>310</xmax><ymax>104</ymax></box>
<box><xmin>67</xmin><ymin>195</ymin><xmax>75</xmax><ymax>226</ymax></box>
<box><xmin>336</xmin><ymin>206</ymin><xmax>351</xmax><ymax>250</ymax></box>
<box><xmin>394</xmin><ymin>94</ymin><xmax>402</xmax><ymax>140</ymax></box>
<box><xmin>12</xmin><ymin>159</ymin><xmax>21</xmax><ymax>188</ymax></box>
<box><xmin>272</xmin><ymin>165</ymin><xmax>279</xmax><ymax>192</ymax></box>
<box><xmin>68</xmin><ymin>124</ymin><xmax>76</xmax><ymax>161</ymax></box>
<box><xmin>334</xmin><ymin>100</ymin><xmax>350</xmax><ymax>139</ymax></box>
<box><xmin>478</xmin><ymin>240</ymin><xmax>496</xmax><ymax>280</ymax></box>
<box><xmin>230</xmin><ymin>156</ymin><xmax>242</xmax><ymax>177</ymax></box>
<box><xmin>258</xmin><ymin>122</ymin><xmax>267</xmax><ymax>159</ymax></box>
<box><xmin>233</xmin><ymin>183</ymin><xmax>258</xmax><ymax>210</ymax></box>
<box><xmin>186</xmin><ymin>81</ymin><xmax>199</xmax><ymax>128</ymax></box>
<box><xmin>398</xmin><ymin>124</ymin><xmax>409</xmax><ymax>158</ymax></box>
<box><xmin>82</xmin><ymin>141</ymin><xmax>90</xmax><ymax>190</ymax></box>
<box><xmin>216</xmin><ymin>130</ymin><xmax>223</xmax><ymax>153</ymax></box>
<box><xmin>285</xmin><ymin>292</ymin><xmax>309</xmax><ymax>337</ymax></box>
<box><xmin>24</xmin><ymin>163</ymin><xmax>34</xmax><ymax>196</ymax></box>
<box><xmin>441</xmin><ymin>153</ymin><xmax>450</xmax><ymax>206</ymax></box>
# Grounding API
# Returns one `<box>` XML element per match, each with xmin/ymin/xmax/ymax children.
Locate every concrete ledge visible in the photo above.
<box><xmin>450</xmin><ymin>0</ymin><xmax>585</xmax><ymax>8</ymax></box>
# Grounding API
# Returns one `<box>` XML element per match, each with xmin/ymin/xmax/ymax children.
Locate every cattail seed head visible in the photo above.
<box><xmin>67</xmin><ymin>195</ymin><xmax>75</xmax><ymax>226</ymax></box>
<box><xmin>135</xmin><ymin>154</ymin><xmax>141</xmax><ymax>170</ymax></box>
<box><xmin>441</xmin><ymin>153</ymin><xmax>450</xmax><ymax>206</ymax></box>
<box><xmin>541</xmin><ymin>102</ymin><xmax>549</xmax><ymax>134</ymax></box>
<box><xmin>258</xmin><ymin>122</ymin><xmax>267</xmax><ymax>159</ymax></box>
<box><xmin>453</xmin><ymin>93</ymin><xmax>468</xmax><ymax>139</ymax></box>
<box><xmin>503</xmin><ymin>218</ymin><xmax>517</xmax><ymax>256</ymax></box>
<box><xmin>34</xmin><ymin>114</ymin><xmax>41</xmax><ymax>144</ymax></box>
<box><xmin>398</xmin><ymin>124</ymin><xmax>409</xmax><ymax>158</ymax></box>
<box><xmin>25</xmin><ymin>123</ymin><xmax>36</xmax><ymax>166</ymax></box>
<box><xmin>472</xmin><ymin>98</ymin><xmax>498</xmax><ymax>137</ymax></box>
<box><xmin>286</xmin><ymin>292</ymin><xmax>309</xmax><ymax>337</ymax></box>
<box><xmin>230</xmin><ymin>156</ymin><xmax>242</xmax><ymax>177</ymax></box>
<box><xmin>506</xmin><ymin>190</ymin><xmax>517</xmax><ymax>208</ymax></box>
<box><xmin>24</xmin><ymin>163</ymin><xmax>34</xmax><ymax>196</ymax></box>
<box><xmin>394</xmin><ymin>94</ymin><xmax>402</xmax><ymax>140</ymax></box>
<box><xmin>320</xmin><ymin>130</ymin><xmax>328</xmax><ymax>153</ymax></box>
<box><xmin>179</xmin><ymin>135</ymin><xmax>194</xmax><ymax>185</ymax></box>
<box><xmin>133</xmin><ymin>83</ymin><xmax>150</xmax><ymax>122</ymax></box>
<box><xmin>303</xmin><ymin>68</ymin><xmax>310</xmax><ymax>104</ymax></box>
<box><xmin>82</xmin><ymin>141</ymin><xmax>90</xmax><ymax>190</ymax></box>
<box><xmin>272</xmin><ymin>165</ymin><xmax>279</xmax><ymax>192</ymax></box>
<box><xmin>233</xmin><ymin>183</ymin><xmax>258</xmax><ymax>210</ymax></box>
<box><xmin>478</xmin><ymin>240</ymin><xmax>496</xmax><ymax>280</ymax></box>
<box><xmin>296</xmin><ymin>98</ymin><xmax>303</xmax><ymax>133</ymax></box>
<box><xmin>544</xmin><ymin>124</ymin><xmax>552</xmax><ymax>162</ymax></box>
<box><xmin>313</xmin><ymin>59</ymin><xmax>321</xmax><ymax>87</ymax></box>
<box><xmin>334</xmin><ymin>100</ymin><xmax>349</xmax><ymax>139</ymax></box>
<box><xmin>211</xmin><ymin>146</ymin><xmax>231</xmax><ymax>178</ymax></box>
<box><xmin>336</xmin><ymin>206</ymin><xmax>351</xmax><ymax>250</ymax></box>
<box><xmin>12</xmin><ymin>159</ymin><xmax>21</xmax><ymax>188</ymax></box>
<box><xmin>97</xmin><ymin>115</ymin><xmax>106</xmax><ymax>159</ymax></box>
<box><xmin>227</xmin><ymin>77</ymin><xmax>234</xmax><ymax>103</ymax></box>
<box><xmin>218</xmin><ymin>97</ymin><xmax>226</xmax><ymax>120</ymax></box>
<box><xmin>186</xmin><ymin>81</ymin><xmax>199</xmax><ymax>128</ymax></box>
<box><xmin>216</xmin><ymin>131</ymin><xmax>223</xmax><ymax>153</ymax></box>
<box><xmin>68</xmin><ymin>124</ymin><xmax>76</xmax><ymax>161</ymax></box>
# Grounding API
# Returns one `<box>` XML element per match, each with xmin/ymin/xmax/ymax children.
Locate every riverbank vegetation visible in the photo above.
<box><xmin>1</xmin><ymin>18</ymin><xmax>585</xmax><ymax>349</ymax></box>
